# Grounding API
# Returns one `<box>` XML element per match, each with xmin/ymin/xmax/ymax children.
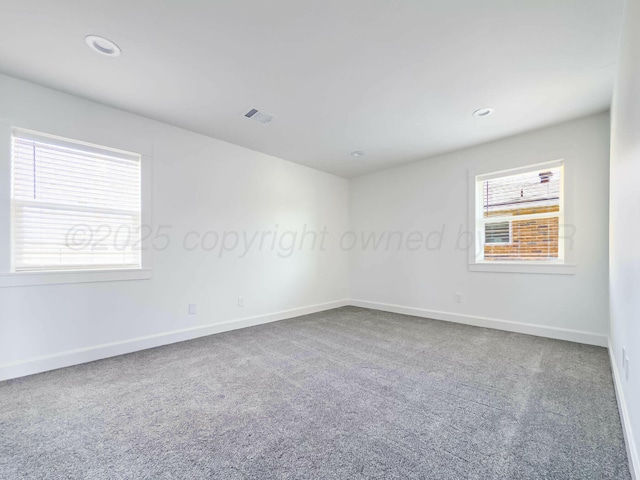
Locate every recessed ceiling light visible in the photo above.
<box><xmin>472</xmin><ymin>107</ymin><xmax>494</xmax><ymax>118</ymax></box>
<box><xmin>85</xmin><ymin>35</ymin><xmax>121</xmax><ymax>57</ymax></box>
<box><xmin>351</xmin><ymin>151</ymin><xmax>365</xmax><ymax>157</ymax></box>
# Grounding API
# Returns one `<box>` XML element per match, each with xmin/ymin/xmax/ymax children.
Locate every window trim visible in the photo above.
<box><xmin>0</xmin><ymin>125</ymin><xmax>153</xmax><ymax>287</ymax></box>
<box><xmin>0</xmin><ymin>268</ymin><xmax>152</xmax><ymax>287</ymax></box>
<box><xmin>467</xmin><ymin>159</ymin><xmax>576</xmax><ymax>275</ymax></box>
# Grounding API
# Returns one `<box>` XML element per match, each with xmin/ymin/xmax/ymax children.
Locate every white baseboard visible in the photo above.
<box><xmin>609</xmin><ymin>339</ymin><xmax>639</xmax><ymax>480</ymax></box>
<box><xmin>0</xmin><ymin>299</ymin><xmax>349</xmax><ymax>382</ymax></box>
<box><xmin>0</xmin><ymin>298</ymin><xmax>609</xmax><ymax>378</ymax></box>
<box><xmin>350</xmin><ymin>299</ymin><xmax>608</xmax><ymax>347</ymax></box>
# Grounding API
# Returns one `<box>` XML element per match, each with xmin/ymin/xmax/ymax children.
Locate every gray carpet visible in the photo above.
<box><xmin>0</xmin><ymin>307</ymin><xmax>631</xmax><ymax>479</ymax></box>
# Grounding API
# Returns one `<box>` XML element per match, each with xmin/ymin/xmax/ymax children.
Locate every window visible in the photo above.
<box><xmin>474</xmin><ymin>161</ymin><xmax>564</xmax><ymax>264</ymax></box>
<box><xmin>10</xmin><ymin>129</ymin><xmax>142</xmax><ymax>273</ymax></box>
<box><xmin>484</xmin><ymin>221</ymin><xmax>511</xmax><ymax>244</ymax></box>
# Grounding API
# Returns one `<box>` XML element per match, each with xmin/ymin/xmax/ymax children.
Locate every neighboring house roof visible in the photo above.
<box><xmin>483</xmin><ymin>167</ymin><xmax>561</xmax><ymax>216</ymax></box>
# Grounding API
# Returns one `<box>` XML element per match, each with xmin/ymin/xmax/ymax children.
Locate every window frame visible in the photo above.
<box><xmin>0</xmin><ymin>126</ymin><xmax>153</xmax><ymax>287</ymax></box>
<box><xmin>467</xmin><ymin>159</ymin><xmax>576</xmax><ymax>275</ymax></box>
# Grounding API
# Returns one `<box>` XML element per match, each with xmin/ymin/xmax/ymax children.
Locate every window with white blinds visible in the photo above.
<box><xmin>476</xmin><ymin>162</ymin><xmax>564</xmax><ymax>263</ymax></box>
<box><xmin>11</xmin><ymin>130</ymin><xmax>142</xmax><ymax>272</ymax></box>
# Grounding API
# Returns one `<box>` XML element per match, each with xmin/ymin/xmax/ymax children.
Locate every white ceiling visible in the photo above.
<box><xmin>0</xmin><ymin>0</ymin><xmax>625</xmax><ymax>178</ymax></box>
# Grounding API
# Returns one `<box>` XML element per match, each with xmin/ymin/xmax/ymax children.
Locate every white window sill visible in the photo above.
<box><xmin>0</xmin><ymin>268</ymin><xmax>152</xmax><ymax>287</ymax></box>
<box><xmin>468</xmin><ymin>262</ymin><xmax>576</xmax><ymax>275</ymax></box>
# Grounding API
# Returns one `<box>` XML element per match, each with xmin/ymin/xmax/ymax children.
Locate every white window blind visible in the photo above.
<box><xmin>477</xmin><ymin>164</ymin><xmax>563</xmax><ymax>262</ymax></box>
<box><xmin>11</xmin><ymin>130</ymin><xmax>142</xmax><ymax>272</ymax></box>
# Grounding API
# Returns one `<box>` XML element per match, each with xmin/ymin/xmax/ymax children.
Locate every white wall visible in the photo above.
<box><xmin>0</xmin><ymin>74</ymin><xmax>349</xmax><ymax>379</ymax></box>
<box><xmin>610</xmin><ymin>0</ymin><xmax>640</xmax><ymax>474</ymax></box>
<box><xmin>349</xmin><ymin>112</ymin><xmax>610</xmax><ymax>344</ymax></box>
<box><xmin>0</xmin><ymin>72</ymin><xmax>616</xmax><ymax>388</ymax></box>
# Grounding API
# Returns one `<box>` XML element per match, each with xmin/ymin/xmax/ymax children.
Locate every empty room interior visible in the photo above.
<box><xmin>1</xmin><ymin>1</ymin><xmax>639</xmax><ymax>478</ymax></box>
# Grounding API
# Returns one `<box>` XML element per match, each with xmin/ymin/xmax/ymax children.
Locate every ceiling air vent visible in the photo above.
<box><xmin>243</xmin><ymin>108</ymin><xmax>275</xmax><ymax>124</ymax></box>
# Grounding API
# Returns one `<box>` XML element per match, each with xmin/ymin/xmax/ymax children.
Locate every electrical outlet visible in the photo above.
<box><xmin>188</xmin><ymin>304</ymin><xmax>197</xmax><ymax>315</ymax></box>
<box><xmin>624</xmin><ymin>354</ymin><xmax>630</xmax><ymax>381</ymax></box>
<box><xmin>454</xmin><ymin>293</ymin><xmax>462</xmax><ymax>303</ymax></box>
<box><xmin>238</xmin><ymin>296</ymin><xmax>244</xmax><ymax>307</ymax></box>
